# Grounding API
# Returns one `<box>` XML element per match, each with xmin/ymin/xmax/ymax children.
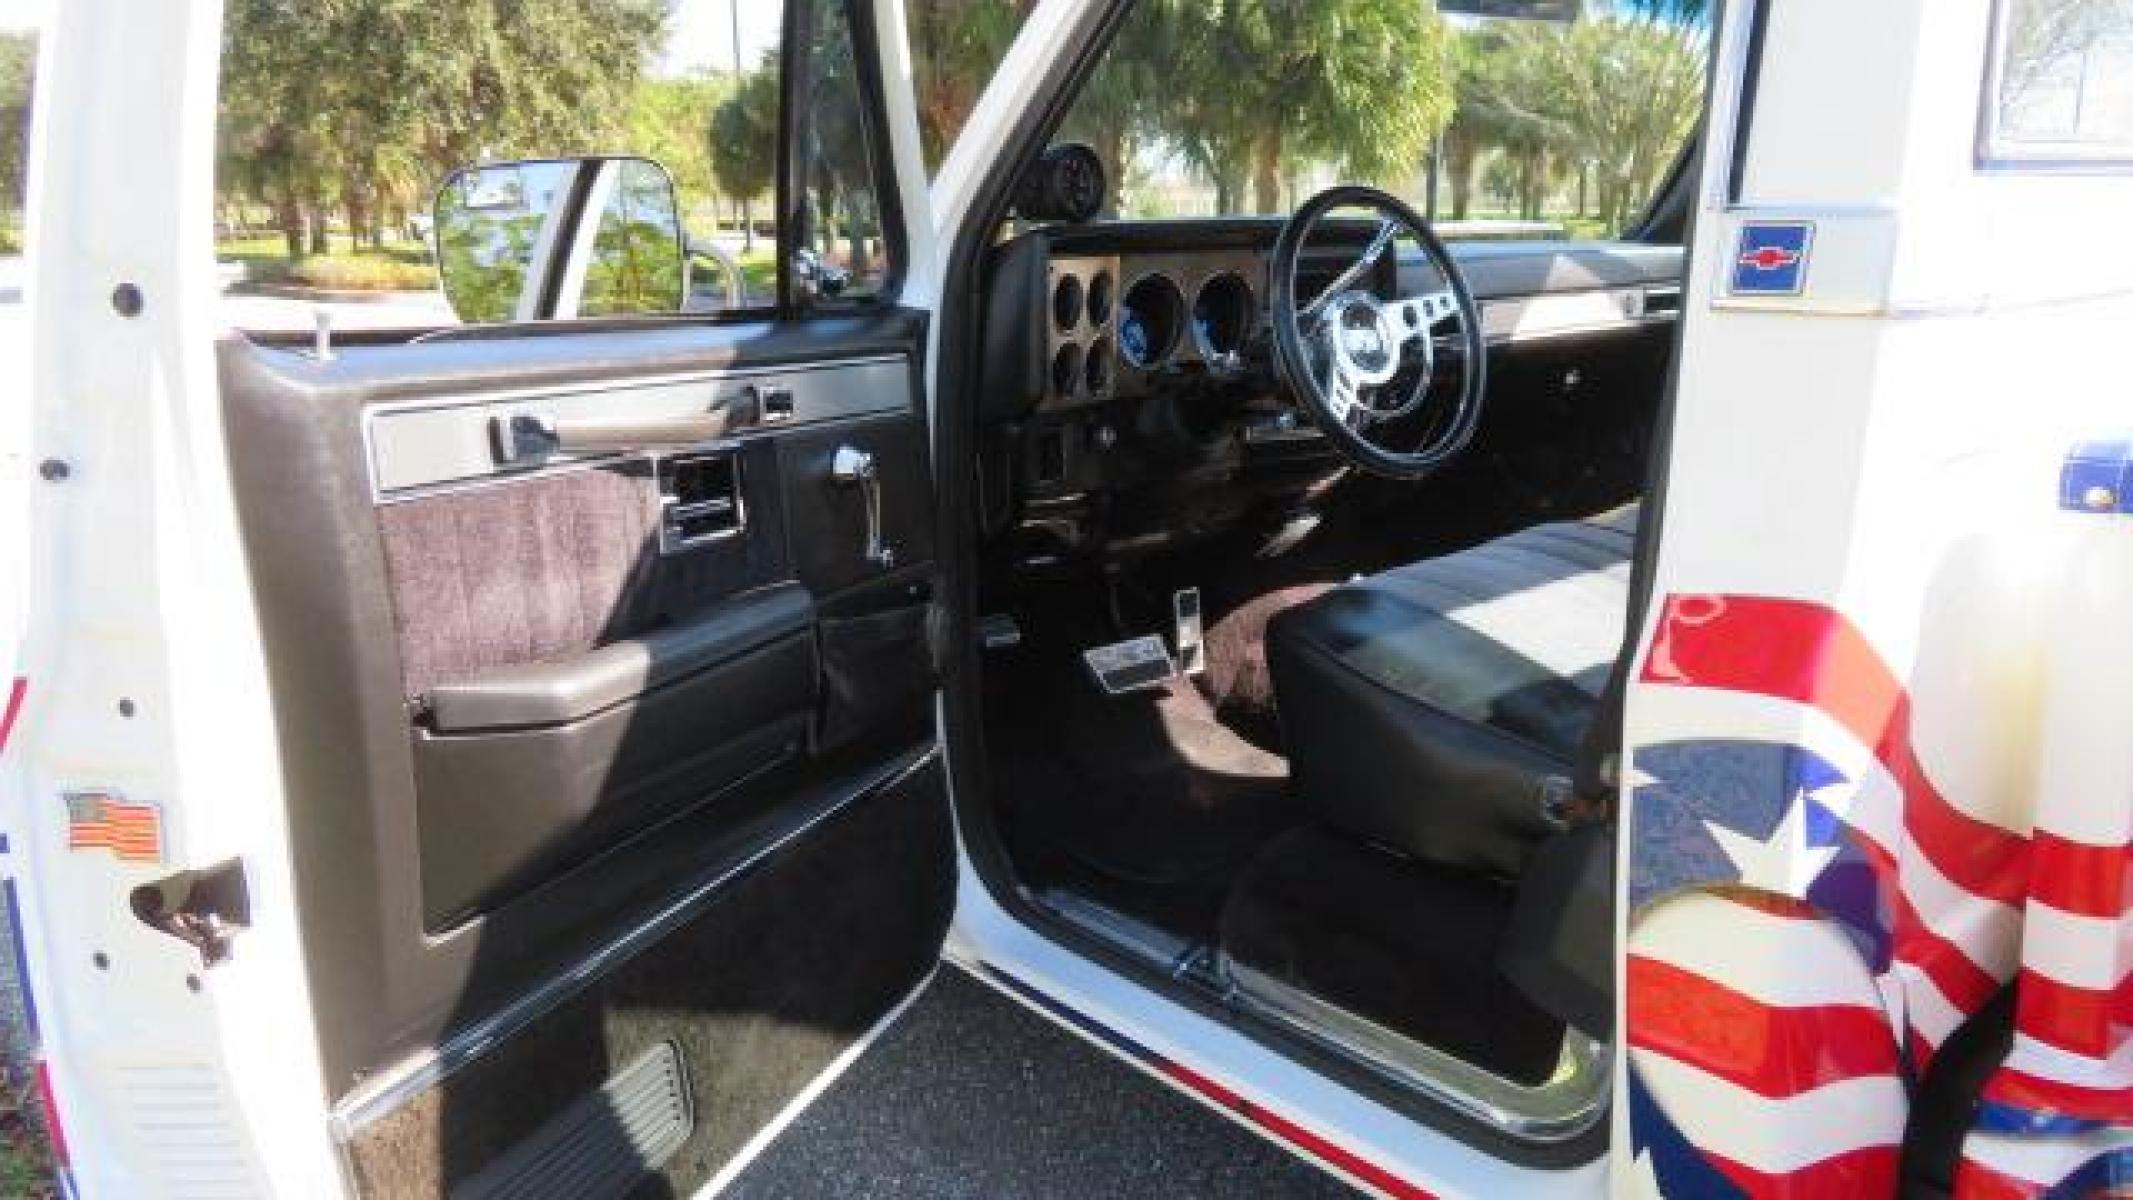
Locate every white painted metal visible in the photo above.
<box><xmin>20</xmin><ymin>0</ymin><xmax>2132</xmax><ymax>1193</ymax></box>
<box><xmin>942</xmin><ymin>835</ymin><xmax>1609</xmax><ymax>1197</ymax></box>
<box><xmin>1615</xmin><ymin>0</ymin><xmax>2133</xmax><ymax>1189</ymax></box>
<box><xmin>8</xmin><ymin>0</ymin><xmax>345</xmax><ymax>1195</ymax></box>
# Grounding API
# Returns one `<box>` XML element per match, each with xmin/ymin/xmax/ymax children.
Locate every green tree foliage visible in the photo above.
<box><xmin>218</xmin><ymin>0</ymin><xmax>666</xmax><ymax>260</ymax></box>
<box><xmin>629</xmin><ymin>73</ymin><xmax>733</xmax><ymax>233</ymax></box>
<box><xmin>907</xmin><ymin>0</ymin><xmax>1035</xmax><ymax>169</ymax></box>
<box><xmin>707</xmin><ymin>57</ymin><xmax>778</xmax><ymax>253</ymax></box>
<box><xmin>581</xmin><ymin>160</ymin><xmax>687</xmax><ymax>317</ymax></box>
<box><xmin>1441</xmin><ymin>16</ymin><xmax>1702</xmax><ymax>229</ymax></box>
<box><xmin>1</xmin><ymin>30</ymin><xmax>33</xmax><ymax>229</ymax></box>
<box><xmin>903</xmin><ymin>0</ymin><xmax>1704</xmax><ymax>230</ymax></box>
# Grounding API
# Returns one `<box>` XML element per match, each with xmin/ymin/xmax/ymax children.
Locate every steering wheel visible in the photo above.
<box><xmin>1268</xmin><ymin>185</ymin><xmax>1487</xmax><ymax>480</ymax></box>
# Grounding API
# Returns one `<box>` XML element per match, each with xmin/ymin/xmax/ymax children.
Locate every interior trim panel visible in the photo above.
<box><xmin>217</xmin><ymin>307</ymin><xmax>943</xmax><ymax>1100</ymax></box>
<box><xmin>367</xmin><ymin>355</ymin><xmax>912</xmax><ymax>500</ymax></box>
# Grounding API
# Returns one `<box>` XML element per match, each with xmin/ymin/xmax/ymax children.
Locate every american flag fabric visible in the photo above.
<box><xmin>1626</xmin><ymin>593</ymin><xmax>2130</xmax><ymax>1197</ymax></box>
<box><xmin>63</xmin><ymin>790</ymin><xmax>163</xmax><ymax>863</ymax></box>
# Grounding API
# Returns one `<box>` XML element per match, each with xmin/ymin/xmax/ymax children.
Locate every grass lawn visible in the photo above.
<box><xmin>218</xmin><ymin>236</ymin><xmax>438</xmax><ymax>292</ymax></box>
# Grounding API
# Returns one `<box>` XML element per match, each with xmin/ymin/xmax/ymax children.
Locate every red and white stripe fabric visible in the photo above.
<box><xmin>1626</xmin><ymin>889</ymin><xmax>1907</xmax><ymax>1198</ymax></box>
<box><xmin>1640</xmin><ymin>594</ymin><xmax>2030</xmax><ymax>1062</ymax></box>
<box><xmin>1632</xmin><ymin>594</ymin><xmax>2133</xmax><ymax>1196</ymax></box>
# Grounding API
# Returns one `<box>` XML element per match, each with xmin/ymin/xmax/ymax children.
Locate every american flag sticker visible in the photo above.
<box><xmin>63</xmin><ymin>790</ymin><xmax>163</xmax><ymax>864</ymax></box>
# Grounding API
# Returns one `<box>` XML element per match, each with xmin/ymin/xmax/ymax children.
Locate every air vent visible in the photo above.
<box><xmin>456</xmin><ymin>1041</ymin><xmax>694</xmax><ymax>1200</ymax></box>
<box><xmin>657</xmin><ymin>451</ymin><xmax>744</xmax><ymax>555</ymax></box>
<box><xmin>1642</xmin><ymin>285</ymin><xmax>1682</xmax><ymax>316</ymax></box>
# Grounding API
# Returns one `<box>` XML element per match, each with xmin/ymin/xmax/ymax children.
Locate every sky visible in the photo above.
<box><xmin>659</xmin><ymin>0</ymin><xmax>784</xmax><ymax>78</ymax></box>
<box><xmin>0</xmin><ymin>0</ymin><xmax>44</xmax><ymax>33</ymax></box>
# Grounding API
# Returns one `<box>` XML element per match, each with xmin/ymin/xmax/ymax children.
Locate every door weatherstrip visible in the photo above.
<box><xmin>327</xmin><ymin>740</ymin><xmax>941</xmax><ymax>1140</ymax></box>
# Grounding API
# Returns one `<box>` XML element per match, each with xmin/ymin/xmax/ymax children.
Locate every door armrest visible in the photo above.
<box><xmin>424</xmin><ymin>582</ymin><xmax>814</xmax><ymax>732</ymax></box>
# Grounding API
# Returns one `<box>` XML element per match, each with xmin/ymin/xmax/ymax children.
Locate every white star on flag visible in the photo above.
<box><xmin>1705</xmin><ymin>790</ymin><xmax>1839</xmax><ymax>895</ymax></box>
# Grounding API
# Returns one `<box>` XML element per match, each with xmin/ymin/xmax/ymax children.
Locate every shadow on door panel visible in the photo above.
<box><xmin>218</xmin><ymin>310</ymin><xmax>951</xmax><ymax>1195</ymax></box>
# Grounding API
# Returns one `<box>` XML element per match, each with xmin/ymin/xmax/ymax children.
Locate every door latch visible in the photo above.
<box><xmin>130</xmin><ymin>858</ymin><xmax>250</xmax><ymax>969</ymax></box>
<box><xmin>831</xmin><ymin>445</ymin><xmax>895</xmax><ymax>569</ymax></box>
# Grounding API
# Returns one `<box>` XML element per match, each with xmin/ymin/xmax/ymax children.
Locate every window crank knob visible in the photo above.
<box><xmin>831</xmin><ymin>445</ymin><xmax>894</xmax><ymax>567</ymax></box>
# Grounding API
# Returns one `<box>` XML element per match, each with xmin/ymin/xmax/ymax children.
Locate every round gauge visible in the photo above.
<box><xmin>1014</xmin><ymin>143</ymin><xmax>1109</xmax><ymax>224</ymax></box>
<box><xmin>1192</xmin><ymin>273</ymin><xmax>1254</xmax><ymax>365</ymax></box>
<box><xmin>1087</xmin><ymin>270</ymin><xmax>1114</xmax><ymax>327</ymax></box>
<box><xmin>1052</xmin><ymin>273</ymin><xmax>1084</xmax><ymax>332</ymax></box>
<box><xmin>1051</xmin><ymin>343</ymin><xmax>1083</xmax><ymax>400</ymax></box>
<box><xmin>1084</xmin><ymin>336</ymin><xmax>1114</xmax><ymax>396</ymax></box>
<box><xmin>1117</xmin><ymin>275</ymin><xmax>1185</xmax><ymax>369</ymax></box>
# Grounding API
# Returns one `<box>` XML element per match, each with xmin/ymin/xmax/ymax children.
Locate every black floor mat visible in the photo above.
<box><xmin>985</xmin><ymin>600</ymin><xmax>1301</xmax><ymax>942</ymax></box>
<box><xmin>723</xmin><ymin>968</ymin><xmax>1360</xmax><ymax>1199</ymax></box>
<box><xmin>1219</xmin><ymin>827</ymin><xmax>1566</xmax><ymax>1088</ymax></box>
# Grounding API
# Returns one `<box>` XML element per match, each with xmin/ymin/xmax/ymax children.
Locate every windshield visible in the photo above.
<box><xmin>1046</xmin><ymin>1</ymin><xmax>1709</xmax><ymax>239</ymax></box>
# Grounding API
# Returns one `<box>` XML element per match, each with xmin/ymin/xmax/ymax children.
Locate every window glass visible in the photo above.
<box><xmin>2</xmin><ymin>24</ymin><xmax>30</xmax><ymax>258</ymax></box>
<box><xmin>214</xmin><ymin>0</ymin><xmax>892</xmax><ymax>332</ymax></box>
<box><xmin>1041</xmin><ymin>2</ymin><xmax>1707</xmax><ymax>241</ymax></box>
<box><xmin>1990</xmin><ymin>0</ymin><xmax>2133</xmax><ymax>161</ymax></box>
<box><xmin>795</xmin><ymin>0</ymin><xmax>893</xmax><ymax>300</ymax></box>
<box><xmin>904</xmin><ymin>0</ymin><xmax>1038</xmax><ymax>174</ymax></box>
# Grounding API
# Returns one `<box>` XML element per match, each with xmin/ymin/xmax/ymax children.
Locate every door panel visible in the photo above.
<box><xmin>218</xmin><ymin>308</ymin><xmax>947</xmax><ymax>1166</ymax></box>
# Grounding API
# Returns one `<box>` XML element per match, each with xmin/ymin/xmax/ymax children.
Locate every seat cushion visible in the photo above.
<box><xmin>1266</xmin><ymin>504</ymin><xmax>1637</xmax><ymax>877</ymax></box>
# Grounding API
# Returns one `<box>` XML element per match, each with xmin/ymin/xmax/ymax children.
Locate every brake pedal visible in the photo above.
<box><xmin>1082</xmin><ymin>635</ymin><xmax>1177</xmax><ymax>695</ymax></box>
<box><xmin>978</xmin><ymin>612</ymin><xmax>1023</xmax><ymax>650</ymax></box>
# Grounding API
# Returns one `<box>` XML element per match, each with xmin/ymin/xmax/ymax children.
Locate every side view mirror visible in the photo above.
<box><xmin>1435</xmin><ymin>1</ymin><xmax>1578</xmax><ymax>19</ymax></box>
<box><xmin>684</xmin><ymin>236</ymin><xmax>747</xmax><ymax>312</ymax></box>
<box><xmin>433</xmin><ymin>156</ymin><xmax>687</xmax><ymax>324</ymax></box>
<box><xmin>794</xmin><ymin>248</ymin><xmax>850</xmax><ymax>300</ymax></box>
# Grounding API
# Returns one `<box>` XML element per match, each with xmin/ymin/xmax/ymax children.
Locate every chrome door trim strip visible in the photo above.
<box><xmin>362</xmin><ymin>352</ymin><xmax>912</xmax><ymax>503</ymax></box>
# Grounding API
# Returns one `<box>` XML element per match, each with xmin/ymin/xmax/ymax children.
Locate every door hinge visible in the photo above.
<box><xmin>131</xmin><ymin>858</ymin><xmax>251</xmax><ymax>968</ymax></box>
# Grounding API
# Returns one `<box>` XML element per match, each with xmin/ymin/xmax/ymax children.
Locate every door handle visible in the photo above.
<box><xmin>831</xmin><ymin>445</ymin><xmax>895</xmax><ymax>569</ymax></box>
<box><xmin>492</xmin><ymin>388</ymin><xmax>763</xmax><ymax>463</ymax></box>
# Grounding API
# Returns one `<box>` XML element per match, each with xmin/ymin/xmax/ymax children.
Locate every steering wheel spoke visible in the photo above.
<box><xmin>1323</xmin><ymin>353</ymin><xmax>1364</xmax><ymax>427</ymax></box>
<box><xmin>1393</xmin><ymin>289</ymin><xmax>1460</xmax><ymax>341</ymax></box>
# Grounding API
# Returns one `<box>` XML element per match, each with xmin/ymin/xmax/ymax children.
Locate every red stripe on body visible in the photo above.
<box><xmin>2028</xmin><ymin>830</ymin><xmax>2133</xmax><ymax>921</ymax></box>
<box><xmin>1627</xmin><ymin>955</ymin><xmax>1899</xmax><ymax>1097</ymax></box>
<box><xmin>1642</xmin><ymin>594</ymin><xmax>2029</xmax><ymax>908</ymax></box>
<box><xmin>1157</xmin><ymin>1060</ymin><xmax>1435</xmax><ymax>1199</ymax></box>
<box><xmin>1700</xmin><ymin>1143</ymin><xmax>1900</xmax><ymax>1200</ymax></box>
<box><xmin>0</xmin><ymin>679</ymin><xmax>23</xmax><ymax>756</ymax></box>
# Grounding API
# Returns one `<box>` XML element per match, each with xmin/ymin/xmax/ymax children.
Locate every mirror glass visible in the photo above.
<box><xmin>433</xmin><ymin>157</ymin><xmax>686</xmax><ymax>324</ymax></box>
<box><xmin>1434</xmin><ymin>0</ymin><xmax>1579</xmax><ymax>20</ymax></box>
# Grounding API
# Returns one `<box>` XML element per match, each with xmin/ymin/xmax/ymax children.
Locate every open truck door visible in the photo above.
<box><xmin>10</xmin><ymin>1</ymin><xmax>955</xmax><ymax>1193</ymax></box>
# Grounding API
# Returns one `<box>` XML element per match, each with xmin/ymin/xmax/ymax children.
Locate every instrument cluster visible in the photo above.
<box><xmin>1042</xmin><ymin>250</ymin><xmax>1266</xmax><ymax>412</ymax></box>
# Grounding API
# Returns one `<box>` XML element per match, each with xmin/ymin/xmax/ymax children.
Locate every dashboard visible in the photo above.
<box><xmin>976</xmin><ymin>219</ymin><xmax>1683</xmax><ymax>567</ymax></box>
